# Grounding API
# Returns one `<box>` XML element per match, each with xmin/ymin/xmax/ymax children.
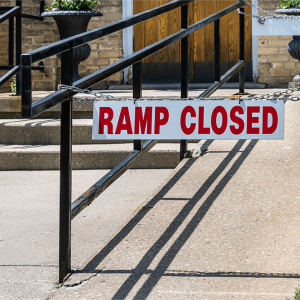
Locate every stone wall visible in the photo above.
<box><xmin>258</xmin><ymin>0</ymin><xmax>298</xmax><ymax>87</ymax></box>
<box><xmin>0</xmin><ymin>0</ymin><xmax>123</xmax><ymax>92</ymax></box>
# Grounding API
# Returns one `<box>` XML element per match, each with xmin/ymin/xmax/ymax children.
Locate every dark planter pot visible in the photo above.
<box><xmin>41</xmin><ymin>10</ymin><xmax>103</xmax><ymax>82</ymax></box>
<box><xmin>275</xmin><ymin>8</ymin><xmax>300</xmax><ymax>82</ymax></box>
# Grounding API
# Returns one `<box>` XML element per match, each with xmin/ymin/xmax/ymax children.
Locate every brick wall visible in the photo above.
<box><xmin>258</xmin><ymin>0</ymin><xmax>298</xmax><ymax>86</ymax></box>
<box><xmin>0</xmin><ymin>0</ymin><xmax>123</xmax><ymax>92</ymax></box>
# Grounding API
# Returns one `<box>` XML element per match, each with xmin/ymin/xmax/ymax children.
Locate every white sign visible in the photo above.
<box><xmin>253</xmin><ymin>19</ymin><xmax>300</xmax><ymax>36</ymax></box>
<box><xmin>92</xmin><ymin>100</ymin><xmax>284</xmax><ymax>140</ymax></box>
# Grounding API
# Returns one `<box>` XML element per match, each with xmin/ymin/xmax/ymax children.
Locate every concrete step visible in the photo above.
<box><xmin>0</xmin><ymin>119</ymin><xmax>200</xmax><ymax>145</ymax></box>
<box><xmin>0</xmin><ymin>143</ymin><xmax>198</xmax><ymax>170</ymax></box>
<box><xmin>0</xmin><ymin>94</ymin><xmax>95</xmax><ymax>118</ymax></box>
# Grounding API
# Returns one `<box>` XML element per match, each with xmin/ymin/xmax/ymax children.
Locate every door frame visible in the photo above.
<box><xmin>122</xmin><ymin>0</ymin><xmax>257</xmax><ymax>84</ymax></box>
<box><xmin>122</xmin><ymin>0</ymin><xmax>134</xmax><ymax>84</ymax></box>
<box><xmin>252</xmin><ymin>0</ymin><xmax>258</xmax><ymax>83</ymax></box>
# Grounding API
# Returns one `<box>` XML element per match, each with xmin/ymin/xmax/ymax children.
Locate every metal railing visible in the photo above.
<box><xmin>20</xmin><ymin>0</ymin><xmax>246</xmax><ymax>283</ymax></box>
<box><xmin>0</xmin><ymin>0</ymin><xmax>44</xmax><ymax>93</ymax></box>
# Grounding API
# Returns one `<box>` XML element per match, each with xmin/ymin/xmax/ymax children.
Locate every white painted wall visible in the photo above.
<box><xmin>122</xmin><ymin>0</ymin><xmax>134</xmax><ymax>84</ymax></box>
<box><xmin>252</xmin><ymin>0</ymin><xmax>258</xmax><ymax>83</ymax></box>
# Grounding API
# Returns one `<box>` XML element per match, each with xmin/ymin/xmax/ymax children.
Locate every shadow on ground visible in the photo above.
<box><xmin>68</xmin><ymin>139</ymin><xmax>299</xmax><ymax>299</ymax></box>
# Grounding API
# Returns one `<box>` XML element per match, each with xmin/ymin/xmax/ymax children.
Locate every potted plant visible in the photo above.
<box><xmin>275</xmin><ymin>0</ymin><xmax>300</xmax><ymax>84</ymax></box>
<box><xmin>42</xmin><ymin>0</ymin><xmax>103</xmax><ymax>82</ymax></box>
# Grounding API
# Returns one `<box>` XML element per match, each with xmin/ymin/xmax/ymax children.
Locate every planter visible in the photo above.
<box><xmin>41</xmin><ymin>10</ymin><xmax>103</xmax><ymax>82</ymax></box>
<box><xmin>275</xmin><ymin>9</ymin><xmax>300</xmax><ymax>83</ymax></box>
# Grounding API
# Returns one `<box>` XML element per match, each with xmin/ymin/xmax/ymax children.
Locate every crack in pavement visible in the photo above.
<box><xmin>63</xmin><ymin>260</ymin><xmax>111</xmax><ymax>289</ymax></box>
<box><xmin>46</xmin><ymin>261</ymin><xmax>111</xmax><ymax>300</ymax></box>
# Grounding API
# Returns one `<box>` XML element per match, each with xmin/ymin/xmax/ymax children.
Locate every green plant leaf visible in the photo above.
<box><xmin>46</xmin><ymin>0</ymin><xmax>101</xmax><ymax>11</ymax></box>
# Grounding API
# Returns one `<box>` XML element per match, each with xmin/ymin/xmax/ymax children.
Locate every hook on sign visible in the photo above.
<box><xmin>258</xmin><ymin>17</ymin><xmax>265</xmax><ymax>24</ymax></box>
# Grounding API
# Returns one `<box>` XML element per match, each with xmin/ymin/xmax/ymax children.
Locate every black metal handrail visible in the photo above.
<box><xmin>22</xmin><ymin>1</ymin><xmax>243</xmax><ymax>118</ymax></box>
<box><xmin>0</xmin><ymin>1</ymin><xmax>44</xmax><ymax>93</ymax></box>
<box><xmin>20</xmin><ymin>0</ymin><xmax>246</xmax><ymax>283</ymax></box>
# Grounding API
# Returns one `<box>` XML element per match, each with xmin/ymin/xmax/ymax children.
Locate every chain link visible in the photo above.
<box><xmin>58</xmin><ymin>84</ymin><xmax>300</xmax><ymax>102</ymax></box>
<box><xmin>238</xmin><ymin>0</ymin><xmax>300</xmax><ymax>24</ymax></box>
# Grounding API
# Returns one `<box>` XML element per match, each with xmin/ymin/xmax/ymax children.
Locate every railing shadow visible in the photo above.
<box><xmin>75</xmin><ymin>139</ymin><xmax>262</xmax><ymax>299</ymax></box>
<box><xmin>99</xmin><ymin>269</ymin><xmax>300</xmax><ymax>279</ymax></box>
<box><xmin>79</xmin><ymin>140</ymin><xmax>215</xmax><ymax>272</ymax></box>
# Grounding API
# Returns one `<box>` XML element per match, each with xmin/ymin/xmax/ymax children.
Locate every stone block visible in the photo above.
<box><xmin>22</xmin><ymin>37</ymin><xmax>33</xmax><ymax>45</ymax></box>
<box><xmin>259</xmin><ymin>35</ymin><xmax>278</xmax><ymax>39</ymax></box>
<box><xmin>291</xmin><ymin>70</ymin><xmax>299</xmax><ymax>77</ymax></box>
<box><xmin>258</xmin><ymin>40</ymin><xmax>268</xmax><ymax>47</ymax></box>
<box><xmin>109</xmin><ymin>72</ymin><xmax>123</xmax><ymax>80</ymax></box>
<box><xmin>86</xmin><ymin>66</ymin><xmax>100</xmax><ymax>73</ymax></box>
<box><xmin>258</xmin><ymin>55</ymin><xmax>268</xmax><ymax>62</ymax></box>
<box><xmin>279</xmin><ymin>47</ymin><xmax>289</xmax><ymax>55</ymax></box>
<box><xmin>284</xmin><ymin>62</ymin><xmax>296</xmax><ymax>69</ymax></box>
<box><xmin>34</xmin><ymin>37</ymin><xmax>58</xmax><ymax>44</ymax></box>
<box><xmin>258</xmin><ymin>48</ymin><xmax>278</xmax><ymax>55</ymax></box>
<box><xmin>90</xmin><ymin>44</ymin><xmax>99</xmax><ymax>51</ymax></box>
<box><xmin>98</xmin><ymin>50</ymin><xmax>122</xmax><ymax>58</ymax></box>
<box><xmin>272</xmin><ymin>63</ymin><xmax>284</xmax><ymax>69</ymax></box>
<box><xmin>258</xmin><ymin>62</ymin><xmax>272</xmax><ymax>70</ymax></box>
<box><xmin>32</xmin><ymin>75</ymin><xmax>45</xmax><ymax>81</ymax></box>
<box><xmin>23</xmin><ymin>30</ymin><xmax>43</xmax><ymax>37</ymax></box>
<box><xmin>34</xmin><ymin>82</ymin><xmax>55</xmax><ymax>91</ymax></box>
<box><xmin>44</xmin><ymin>74</ymin><xmax>57</xmax><ymax>81</ymax></box>
<box><xmin>258</xmin><ymin>69</ymin><xmax>269</xmax><ymax>77</ymax></box>
<box><xmin>267</xmin><ymin>54</ymin><xmax>290</xmax><ymax>62</ymax></box>
<box><xmin>270</xmin><ymin>69</ymin><xmax>290</xmax><ymax>77</ymax></box>
<box><xmin>98</xmin><ymin>43</ymin><xmax>121</xmax><ymax>51</ymax></box>
<box><xmin>268</xmin><ymin>40</ymin><xmax>289</xmax><ymax>47</ymax></box>
<box><xmin>44</xmin><ymin>29</ymin><xmax>59</xmax><ymax>36</ymax></box>
<box><xmin>93</xmin><ymin>58</ymin><xmax>109</xmax><ymax>65</ymax></box>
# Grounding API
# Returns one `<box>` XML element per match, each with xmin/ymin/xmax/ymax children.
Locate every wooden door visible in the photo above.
<box><xmin>133</xmin><ymin>0</ymin><xmax>252</xmax><ymax>83</ymax></box>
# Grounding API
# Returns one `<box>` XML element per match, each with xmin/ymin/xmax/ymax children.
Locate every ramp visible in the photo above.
<box><xmin>48</xmin><ymin>100</ymin><xmax>300</xmax><ymax>299</ymax></box>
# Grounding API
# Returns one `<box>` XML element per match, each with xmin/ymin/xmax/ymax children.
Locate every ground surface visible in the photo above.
<box><xmin>2</xmin><ymin>89</ymin><xmax>300</xmax><ymax>299</ymax></box>
<box><xmin>0</xmin><ymin>169</ymin><xmax>173</xmax><ymax>299</ymax></box>
<box><xmin>50</xmin><ymin>101</ymin><xmax>300</xmax><ymax>300</ymax></box>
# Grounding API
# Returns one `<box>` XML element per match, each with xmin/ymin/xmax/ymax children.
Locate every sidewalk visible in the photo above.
<box><xmin>1</xmin><ymin>88</ymin><xmax>300</xmax><ymax>299</ymax></box>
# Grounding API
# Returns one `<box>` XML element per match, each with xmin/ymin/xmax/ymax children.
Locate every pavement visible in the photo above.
<box><xmin>1</xmin><ymin>87</ymin><xmax>300</xmax><ymax>299</ymax></box>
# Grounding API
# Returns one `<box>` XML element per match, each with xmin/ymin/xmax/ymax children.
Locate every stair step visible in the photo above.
<box><xmin>0</xmin><ymin>143</ymin><xmax>197</xmax><ymax>170</ymax></box>
<box><xmin>0</xmin><ymin>119</ymin><xmax>200</xmax><ymax>145</ymax></box>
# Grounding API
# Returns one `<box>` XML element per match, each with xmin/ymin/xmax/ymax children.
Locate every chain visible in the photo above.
<box><xmin>59</xmin><ymin>84</ymin><xmax>129</xmax><ymax>102</ymax></box>
<box><xmin>238</xmin><ymin>0</ymin><xmax>300</xmax><ymax>24</ymax></box>
<box><xmin>58</xmin><ymin>84</ymin><xmax>300</xmax><ymax>102</ymax></box>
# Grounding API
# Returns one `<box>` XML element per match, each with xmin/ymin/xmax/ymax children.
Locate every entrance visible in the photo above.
<box><xmin>133</xmin><ymin>0</ymin><xmax>253</xmax><ymax>83</ymax></box>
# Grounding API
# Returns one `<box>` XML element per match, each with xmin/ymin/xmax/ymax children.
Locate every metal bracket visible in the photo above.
<box><xmin>258</xmin><ymin>17</ymin><xmax>265</xmax><ymax>24</ymax></box>
<box><xmin>32</xmin><ymin>61</ymin><xmax>44</xmax><ymax>71</ymax></box>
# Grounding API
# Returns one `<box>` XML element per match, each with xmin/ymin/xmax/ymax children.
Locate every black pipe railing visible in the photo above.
<box><xmin>20</xmin><ymin>0</ymin><xmax>246</xmax><ymax>283</ymax></box>
<box><xmin>0</xmin><ymin>0</ymin><xmax>44</xmax><ymax>93</ymax></box>
<box><xmin>22</xmin><ymin>1</ymin><xmax>244</xmax><ymax>118</ymax></box>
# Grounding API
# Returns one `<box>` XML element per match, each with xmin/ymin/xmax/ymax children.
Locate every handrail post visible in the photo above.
<box><xmin>239</xmin><ymin>1</ymin><xmax>245</xmax><ymax>93</ymax></box>
<box><xmin>180</xmin><ymin>3</ymin><xmax>189</xmax><ymax>161</ymax></box>
<box><xmin>59</xmin><ymin>48</ymin><xmax>73</xmax><ymax>283</ymax></box>
<box><xmin>21</xmin><ymin>54</ymin><xmax>32</xmax><ymax>118</ymax></box>
<box><xmin>40</xmin><ymin>0</ymin><xmax>45</xmax><ymax>16</ymax></box>
<box><xmin>133</xmin><ymin>61</ymin><xmax>142</xmax><ymax>151</ymax></box>
<box><xmin>9</xmin><ymin>17</ymin><xmax>14</xmax><ymax>66</ymax></box>
<box><xmin>214</xmin><ymin>19</ymin><xmax>220</xmax><ymax>82</ymax></box>
<box><xmin>15</xmin><ymin>0</ymin><xmax>22</xmax><ymax>95</ymax></box>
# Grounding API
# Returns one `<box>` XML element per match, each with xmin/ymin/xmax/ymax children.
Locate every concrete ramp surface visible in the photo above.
<box><xmin>48</xmin><ymin>101</ymin><xmax>300</xmax><ymax>300</ymax></box>
<box><xmin>1</xmin><ymin>101</ymin><xmax>300</xmax><ymax>299</ymax></box>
